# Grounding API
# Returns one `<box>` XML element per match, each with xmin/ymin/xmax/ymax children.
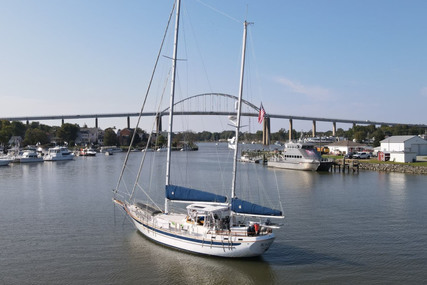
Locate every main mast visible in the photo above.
<box><xmin>231</xmin><ymin>21</ymin><xmax>249</xmax><ymax>199</ymax></box>
<box><xmin>165</xmin><ymin>0</ymin><xmax>181</xmax><ymax>214</ymax></box>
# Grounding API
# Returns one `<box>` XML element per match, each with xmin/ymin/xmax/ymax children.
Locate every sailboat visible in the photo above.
<box><xmin>113</xmin><ymin>0</ymin><xmax>284</xmax><ymax>258</ymax></box>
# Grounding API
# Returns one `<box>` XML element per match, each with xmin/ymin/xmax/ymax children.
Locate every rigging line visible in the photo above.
<box><xmin>214</xmin><ymin>143</ymin><xmax>227</xmax><ymax>198</ymax></box>
<box><xmin>114</xmin><ymin>0</ymin><xmax>176</xmax><ymax>195</ymax></box>
<box><xmin>247</xmin><ymin>27</ymin><xmax>264</xmax><ymax>103</ymax></box>
<box><xmin>195</xmin><ymin>0</ymin><xmax>240</xmax><ymax>23</ymax></box>
<box><xmin>135</xmin><ymin>182</ymin><xmax>162</xmax><ymax>211</ymax></box>
<box><xmin>130</xmin><ymin>68</ymin><xmax>172</xmax><ymax>201</ymax></box>
<box><xmin>273</xmin><ymin>168</ymin><xmax>284</xmax><ymax>214</ymax></box>
<box><xmin>185</xmin><ymin>7</ymin><xmax>213</xmax><ymax>92</ymax></box>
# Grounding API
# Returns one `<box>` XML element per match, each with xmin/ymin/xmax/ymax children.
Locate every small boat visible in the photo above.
<box><xmin>99</xmin><ymin>146</ymin><xmax>122</xmax><ymax>153</ymax></box>
<box><xmin>79</xmin><ymin>148</ymin><xmax>97</xmax><ymax>156</ymax></box>
<box><xmin>239</xmin><ymin>154</ymin><xmax>261</xmax><ymax>163</ymax></box>
<box><xmin>19</xmin><ymin>149</ymin><xmax>44</xmax><ymax>163</ymax></box>
<box><xmin>43</xmin><ymin>146</ymin><xmax>75</xmax><ymax>161</ymax></box>
<box><xmin>228</xmin><ymin>136</ymin><xmax>236</xmax><ymax>150</ymax></box>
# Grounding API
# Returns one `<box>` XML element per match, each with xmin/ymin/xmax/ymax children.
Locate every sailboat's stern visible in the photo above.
<box><xmin>247</xmin><ymin>234</ymin><xmax>276</xmax><ymax>256</ymax></box>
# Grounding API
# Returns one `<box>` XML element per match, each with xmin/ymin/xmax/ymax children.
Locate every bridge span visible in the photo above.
<box><xmin>1</xmin><ymin>92</ymin><xmax>425</xmax><ymax>143</ymax></box>
<box><xmin>2</xmin><ymin>111</ymin><xmax>426</xmax><ymax>143</ymax></box>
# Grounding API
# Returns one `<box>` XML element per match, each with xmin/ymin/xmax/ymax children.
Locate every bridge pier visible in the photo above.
<box><xmin>262</xmin><ymin>117</ymin><xmax>270</xmax><ymax>145</ymax></box>
<box><xmin>289</xmin><ymin>119</ymin><xmax>293</xmax><ymax>141</ymax></box>
<box><xmin>95</xmin><ymin>117</ymin><xmax>98</xmax><ymax>129</ymax></box>
<box><xmin>332</xmin><ymin>122</ymin><xmax>336</xmax><ymax>136</ymax></box>
<box><xmin>127</xmin><ymin>116</ymin><xmax>130</xmax><ymax>129</ymax></box>
<box><xmin>312</xmin><ymin>120</ymin><xmax>316</xmax><ymax>137</ymax></box>
<box><xmin>156</xmin><ymin>113</ymin><xmax>162</xmax><ymax>134</ymax></box>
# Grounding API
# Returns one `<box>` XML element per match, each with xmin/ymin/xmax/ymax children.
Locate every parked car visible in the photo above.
<box><xmin>353</xmin><ymin>152</ymin><xmax>369</xmax><ymax>159</ymax></box>
<box><xmin>344</xmin><ymin>152</ymin><xmax>354</xmax><ymax>159</ymax></box>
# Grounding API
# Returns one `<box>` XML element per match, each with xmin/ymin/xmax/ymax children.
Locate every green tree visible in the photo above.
<box><xmin>57</xmin><ymin>123</ymin><xmax>80</xmax><ymax>145</ymax></box>
<box><xmin>156</xmin><ymin>134</ymin><xmax>166</xmax><ymax>147</ymax></box>
<box><xmin>373</xmin><ymin>129</ymin><xmax>385</xmax><ymax>147</ymax></box>
<box><xmin>103</xmin><ymin>128</ymin><xmax>118</xmax><ymax>146</ymax></box>
<box><xmin>11</xmin><ymin>121</ymin><xmax>26</xmax><ymax>137</ymax></box>
<box><xmin>353</xmin><ymin>131</ymin><xmax>366</xmax><ymax>142</ymax></box>
<box><xmin>198</xmin><ymin>131</ymin><xmax>212</xmax><ymax>141</ymax></box>
<box><xmin>23</xmin><ymin>128</ymin><xmax>49</xmax><ymax>146</ymax></box>
<box><xmin>0</xmin><ymin>121</ymin><xmax>13</xmax><ymax>145</ymax></box>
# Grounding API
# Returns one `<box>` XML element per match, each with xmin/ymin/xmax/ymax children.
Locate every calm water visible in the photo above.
<box><xmin>1</xmin><ymin>143</ymin><xmax>427</xmax><ymax>284</ymax></box>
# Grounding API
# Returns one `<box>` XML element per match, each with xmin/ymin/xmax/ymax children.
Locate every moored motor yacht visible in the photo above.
<box><xmin>268</xmin><ymin>142</ymin><xmax>331</xmax><ymax>171</ymax></box>
<box><xmin>19</xmin><ymin>149</ymin><xmax>44</xmax><ymax>163</ymax></box>
<box><xmin>43</xmin><ymin>146</ymin><xmax>75</xmax><ymax>161</ymax></box>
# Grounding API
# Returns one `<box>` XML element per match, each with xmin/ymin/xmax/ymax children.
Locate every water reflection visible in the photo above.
<box><xmin>271</xmin><ymin>169</ymin><xmax>317</xmax><ymax>193</ymax></box>
<box><xmin>124</xmin><ymin>231</ymin><xmax>276</xmax><ymax>284</ymax></box>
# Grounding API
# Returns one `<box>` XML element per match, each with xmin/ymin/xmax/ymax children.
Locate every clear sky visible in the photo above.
<box><xmin>1</xmin><ymin>0</ymin><xmax>426</xmax><ymax>133</ymax></box>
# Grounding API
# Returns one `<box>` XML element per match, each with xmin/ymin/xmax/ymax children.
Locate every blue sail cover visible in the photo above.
<box><xmin>231</xmin><ymin>198</ymin><xmax>282</xmax><ymax>216</ymax></box>
<box><xmin>166</xmin><ymin>185</ymin><xmax>227</xmax><ymax>203</ymax></box>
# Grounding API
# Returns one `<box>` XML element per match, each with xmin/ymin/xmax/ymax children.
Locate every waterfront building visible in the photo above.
<box><xmin>326</xmin><ymin>140</ymin><xmax>367</xmax><ymax>155</ymax></box>
<box><xmin>76</xmin><ymin>127</ymin><xmax>103</xmax><ymax>145</ymax></box>
<box><xmin>379</xmin><ymin>135</ymin><xmax>427</xmax><ymax>163</ymax></box>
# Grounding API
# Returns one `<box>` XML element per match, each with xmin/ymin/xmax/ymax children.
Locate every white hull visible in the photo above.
<box><xmin>0</xmin><ymin>159</ymin><xmax>11</xmax><ymax>166</ymax></box>
<box><xmin>120</xmin><ymin>201</ymin><xmax>275</xmax><ymax>258</ymax></box>
<box><xmin>100</xmin><ymin>147</ymin><xmax>122</xmax><ymax>153</ymax></box>
<box><xmin>44</xmin><ymin>155</ymin><xmax>74</xmax><ymax>161</ymax></box>
<box><xmin>267</xmin><ymin>160</ymin><xmax>320</xmax><ymax>171</ymax></box>
<box><xmin>44</xmin><ymin>146</ymin><xmax>74</xmax><ymax>161</ymax></box>
<box><xmin>20</xmin><ymin>157</ymin><xmax>44</xmax><ymax>163</ymax></box>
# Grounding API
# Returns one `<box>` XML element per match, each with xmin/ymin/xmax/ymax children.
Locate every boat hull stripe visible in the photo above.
<box><xmin>130</xmin><ymin>215</ymin><xmax>242</xmax><ymax>246</ymax></box>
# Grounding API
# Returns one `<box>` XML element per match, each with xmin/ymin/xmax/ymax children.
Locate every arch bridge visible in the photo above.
<box><xmin>1</xmin><ymin>92</ymin><xmax>426</xmax><ymax>144</ymax></box>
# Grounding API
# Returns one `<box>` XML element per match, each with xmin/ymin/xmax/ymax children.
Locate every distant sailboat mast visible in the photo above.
<box><xmin>231</xmin><ymin>20</ymin><xmax>250</xmax><ymax>199</ymax></box>
<box><xmin>165</xmin><ymin>0</ymin><xmax>181</xmax><ymax>214</ymax></box>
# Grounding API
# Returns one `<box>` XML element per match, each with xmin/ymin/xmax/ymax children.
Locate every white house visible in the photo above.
<box><xmin>76</xmin><ymin>127</ymin><xmax>104</xmax><ymax>145</ymax></box>
<box><xmin>379</xmin><ymin>135</ymin><xmax>427</xmax><ymax>163</ymax></box>
<box><xmin>326</xmin><ymin>140</ymin><xmax>367</xmax><ymax>155</ymax></box>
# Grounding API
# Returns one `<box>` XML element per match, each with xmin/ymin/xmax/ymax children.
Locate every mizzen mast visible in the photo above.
<box><xmin>231</xmin><ymin>21</ymin><xmax>250</xmax><ymax>199</ymax></box>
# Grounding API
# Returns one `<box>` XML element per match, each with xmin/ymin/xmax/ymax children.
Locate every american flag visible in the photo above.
<box><xmin>258</xmin><ymin>103</ymin><xmax>266</xmax><ymax>123</ymax></box>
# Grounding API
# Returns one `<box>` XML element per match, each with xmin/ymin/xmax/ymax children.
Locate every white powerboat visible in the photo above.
<box><xmin>79</xmin><ymin>148</ymin><xmax>97</xmax><ymax>156</ymax></box>
<box><xmin>43</xmin><ymin>146</ymin><xmax>74</xmax><ymax>161</ymax></box>
<box><xmin>228</xmin><ymin>136</ymin><xmax>236</xmax><ymax>150</ymax></box>
<box><xmin>268</xmin><ymin>142</ymin><xmax>323</xmax><ymax>171</ymax></box>
<box><xmin>99</xmin><ymin>146</ymin><xmax>122</xmax><ymax>153</ymax></box>
<box><xmin>19</xmin><ymin>149</ymin><xmax>44</xmax><ymax>163</ymax></box>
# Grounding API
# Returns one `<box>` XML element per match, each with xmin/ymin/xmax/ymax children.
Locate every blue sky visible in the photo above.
<box><xmin>1</xmin><ymin>0</ymin><xmax>426</xmax><ymax>133</ymax></box>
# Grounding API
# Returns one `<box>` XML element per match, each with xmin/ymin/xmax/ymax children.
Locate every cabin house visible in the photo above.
<box><xmin>76</xmin><ymin>127</ymin><xmax>103</xmax><ymax>145</ymax></box>
<box><xmin>326</xmin><ymin>140</ymin><xmax>367</xmax><ymax>155</ymax></box>
<box><xmin>379</xmin><ymin>135</ymin><xmax>427</xmax><ymax>163</ymax></box>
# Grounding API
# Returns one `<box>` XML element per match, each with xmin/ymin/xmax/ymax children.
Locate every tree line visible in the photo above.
<box><xmin>1</xmin><ymin>119</ymin><xmax>425</xmax><ymax>148</ymax></box>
